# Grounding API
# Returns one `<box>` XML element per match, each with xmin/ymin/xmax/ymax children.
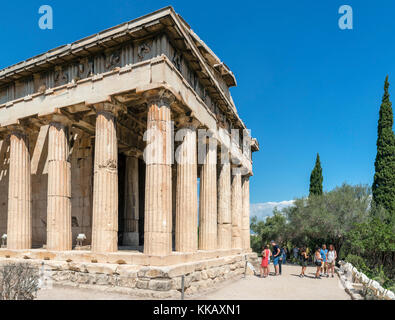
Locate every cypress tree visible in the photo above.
<box><xmin>372</xmin><ymin>76</ymin><xmax>395</xmax><ymax>215</ymax></box>
<box><xmin>309</xmin><ymin>153</ymin><xmax>323</xmax><ymax>196</ymax></box>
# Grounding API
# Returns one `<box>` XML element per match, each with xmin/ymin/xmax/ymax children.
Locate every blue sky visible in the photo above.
<box><xmin>1</xmin><ymin>1</ymin><xmax>394</xmax><ymax>209</ymax></box>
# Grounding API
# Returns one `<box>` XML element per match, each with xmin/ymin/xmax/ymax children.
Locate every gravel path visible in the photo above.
<box><xmin>194</xmin><ymin>264</ymin><xmax>350</xmax><ymax>300</ymax></box>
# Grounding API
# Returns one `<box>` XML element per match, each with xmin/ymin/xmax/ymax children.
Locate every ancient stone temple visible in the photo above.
<box><xmin>0</xmin><ymin>7</ymin><xmax>259</xmax><ymax>297</ymax></box>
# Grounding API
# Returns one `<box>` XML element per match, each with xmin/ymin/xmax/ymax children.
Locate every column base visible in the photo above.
<box><xmin>122</xmin><ymin>232</ymin><xmax>139</xmax><ymax>246</ymax></box>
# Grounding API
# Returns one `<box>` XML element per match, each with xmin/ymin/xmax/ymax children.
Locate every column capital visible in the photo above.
<box><xmin>3</xmin><ymin>119</ymin><xmax>33</xmax><ymax>137</ymax></box>
<box><xmin>143</xmin><ymin>89</ymin><xmax>176</xmax><ymax>107</ymax></box>
<box><xmin>7</xmin><ymin>126</ymin><xmax>35</xmax><ymax>141</ymax></box>
<box><xmin>93</xmin><ymin>102</ymin><xmax>126</xmax><ymax>117</ymax></box>
<box><xmin>49</xmin><ymin>114</ymin><xmax>73</xmax><ymax>129</ymax></box>
<box><xmin>37</xmin><ymin>108</ymin><xmax>75</xmax><ymax>130</ymax></box>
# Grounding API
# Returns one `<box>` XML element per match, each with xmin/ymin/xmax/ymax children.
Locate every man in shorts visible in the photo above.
<box><xmin>320</xmin><ymin>244</ymin><xmax>329</xmax><ymax>277</ymax></box>
<box><xmin>271</xmin><ymin>240</ymin><xmax>281</xmax><ymax>276</ymax></box>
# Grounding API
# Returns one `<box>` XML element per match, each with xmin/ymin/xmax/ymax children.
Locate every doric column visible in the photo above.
<box><xmin>7</xmin><ymin>128</ymin><xmax>32</xmax><ymax>249</ymax></box>
<box><xmin>231</xmin><ymin>169</ymin><xmax>242</xmax><ymax>249</ymax></box>
<box><xmin>241</xmin><ymin>175</ymin><xmax>251</xmax><ymax>250</ymax></box>
<box><xmin>172</xmin><ymin>166</ymin><xmax>176</xmax><ymax>251</ymax></box>
<box><xmin>46</xmin><ymin>121</ymin><xmax>72</xmax><ymax>251</ymax></box>
<box><xmin>91</xmin><ymin>104</ymin><xmax>119</xmax><ymax>253</ymax></box>
<box><xmin>199</xmin><ymin>136</ymin><xmax>217</xmax><ymax>250</ymax></box>
<box><xmin>217</xmin><ymin>162</ymin><xmax>232</xmax><ymax>249</ymax></box>
<box><xmin>144</xmin><ymin>95</ymin><xmax>173</xmax><ymax>256</ymax></box>
<box><xmin>123</xmin><ymin>154</ymin><xmax>139</xmax><ymax>246</ymax></box>
<box><xmin>175</xmin><ymin>117</ymin><xmax>198</xmax><ymax>253</ymax></box>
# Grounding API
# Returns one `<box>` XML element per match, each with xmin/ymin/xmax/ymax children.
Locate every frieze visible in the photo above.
<box><xmin>105</xmin><ymin>50</ymin><xmax>121</xmax><ymax>71</ymax></box>
<box><xmin>0</xmin><ymin>34</ymin><xmax>234</xmax><ymax>128</ymax></box>
<box><xmin>137</xmin><ymin>41</ymin><xmax>152</xmax><ymax>62</ymax></box>
<box><xmin>54</xmin><ymin>66</ymin><xmax>69</xmax><ymax>87</ymax></box>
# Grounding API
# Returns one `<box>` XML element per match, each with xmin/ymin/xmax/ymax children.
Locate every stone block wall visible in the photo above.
<box><xmin>0</xmin><ymin>253</ymin><xmax>259</xmax><ymax>299</ymax></box>
<box><xmin>337</xmin><ymin>261</ymin><xmax>395</xmax><ymax>300</ymax></box>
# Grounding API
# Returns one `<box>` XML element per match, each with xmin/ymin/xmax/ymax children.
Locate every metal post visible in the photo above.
<box><xmin>244</xmin><ymin>259</ymin><xmax>248</xmax><ymax>278</ymax></box>
<box><xmin>181</xmin><ymin>275</ymin><xmax>185</xmax><ymax>300</ymax></box>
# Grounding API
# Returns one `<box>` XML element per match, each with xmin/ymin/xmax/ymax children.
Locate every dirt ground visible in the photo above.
<box><xmin>36</xmin><ymin>264</ymin><xmax>350</xmax><ymax>300</ymax></box>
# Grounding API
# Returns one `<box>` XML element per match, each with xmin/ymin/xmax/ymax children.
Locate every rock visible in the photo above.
<box><xmin>85</xmin><ymin>263</ymin><xmax>118</xmax><ymax>275</ymax></box>
<box><xmin>385</xmin><ymin>291</ymin><xmax>395</xmax><ymax>300</ymax></box>
<box><xmin>138</xmin><ymin>267</ymin><xmax>168</xmax><ymax>278</ymax></box>
<box><xmin>148</xmin><ymin>279</ymin><xmax>172</xmax><ymax>291</ymax></box>
<box><xmin>136</xmin><ymin>279</ymin><xmax>149</xmax><ymax>289</ymax></box>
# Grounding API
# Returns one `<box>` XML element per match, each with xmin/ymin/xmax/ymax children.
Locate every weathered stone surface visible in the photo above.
<box><xmin>148</xmin><ymin>279</ymin><xmax>172</xmax><ymax>291</ymax></box>
<box><xmin>241</xmin><ymin>176</ymin><xmax>251</xmax><ymax>250</ymax></box>
<box><xmin>0</xmin><ymin>253</ymin><xmax>255</xmax><ymax>297</ymax></box>
<box><xmin>144</xmin><ymin>97</ymin><xmax>172</xmax><ymax>256</ymax></box>
<box><xmin>91</xmin><ymin>108</ymin><xmax>118</xmax><ymax>253</ymax></box>
<box><xmin>175</xmin><ymin>124</ymin><xmax>198</xmax><ymax>253</ymax></box>
<box><xmin>85</xmin><ymin>263</ymin><xmax>118</xmax><ymax>275</ymax></box>
<box><xmin>136</xmin><ymin>279</ymin><xmax>149</xmax><ymax>289</ymax></box>
<box><xmin>47</xmin><ymin>122</ymin><xmax>72</xmax><ymax>251</ymax></box>
<box><xmin>199</xmin><ymin>139</ymin><xmax>217</xmax><ymax>250</ymax></box>
<box><xmin>217</xmin><ymin>163</ymin><xmax>232</xmax><ymax>250</ymax></box>
<box><xmin>231</xmin><ymin>172</ymin><xmax>242</xmax><ymax>249</ymax></box>
<box><xmin>7</xmin><ymin>130</ymin><xmax>31</xmax><ymax>250</ymax></box>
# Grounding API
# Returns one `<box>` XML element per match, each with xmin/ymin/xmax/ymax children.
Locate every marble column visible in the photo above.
<box><xmin>231</xmin><ymin>169</ymin><xmax>242</xmax><ymax>249</ymax></box>
<box><xmin>7</xmin><ymin>129</ymin><xmax>32</xmax><ymax>250</ymax></box>
<box><xmin>144</xmin><ymin>97</ymin><xmax>172</xmax><ymax>256</ymax></box>
<box><xmin>217</xmin><ymin>162</ymin><xmax>232</xmax><ymax>249</ymax></box>
<box><xmin>199</xmin><ymin>138</ymin><xmax>217</xmax><ymax>250</ymax></box>
<box><xmin>91</xmin><ymin>106</ymin><xmax>118</xmax><ymax>253</ymax></box>
<box><xmin>123</xmin><ymin>155</ymin><xmax>139</xmax><ymax>246</ymax></box>
<box><xmin>175</xmin><ymin>121</ymin><xmax>198</xmax><ymax>252</ymax></box>
<box><xmin>241</xmin><ymin>175</ymin><xmax>251</xmax><ymax>250</ymax></box>
<box><xmin>46</xmin><ymin>122</ymin><xmax>72</xmax><ymax>251</ymax></box>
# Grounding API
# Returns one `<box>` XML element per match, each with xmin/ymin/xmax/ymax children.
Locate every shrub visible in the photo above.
<box><xmin>0</xmin><ymin>263</ymin><xmax>40</xmax><ymax>300</ymax></box>
<box><xmin>344</xmin><ymin>254</ymin><xmax>370</xmax><ymax>275</ymax></box>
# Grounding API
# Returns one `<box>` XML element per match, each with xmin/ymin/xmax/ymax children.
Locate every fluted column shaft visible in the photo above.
<box><xmin>231</xmin><ymin>170</ymin><xmax>242</xmax><ymax>249</ymax></box>
<box><xmin>47</xmin><ymin>122</ymin><xmax>72</xmax><ymax>251</ymax></box>
<box><xmin>7</xmin><ymin>130</ymin><xmax>31</xmax><ymax>249</ymax></box>
<box><xmin>241</xmin><ymin>176</ymin><xmax>251</xmax><ymax>250</ymax></box>
<box><xmin>199</xmin><ymin>140</ymin><xmax>217</xmax><ymax>250</ymax></box>
<box><xmin>175</xmin><ymin>126</ymin><xmax>198</xmax><ymax>252</ymax></box>
<box><xmin>217</xmin><ymin>162</ymin><xmax>232</xmax><ymax>249</ymax></box>
<box><xmin>144</xmin><ymin>98</ymin><xmax>172</xmax><ymax>255</ymax></box>
<box><xmin>92</xmin><ymin>109</ymin><xmax>118</xmax><ymax>252</ymax></box>
<box><xmin>123</xmin><ymin>155</ymin><xmax>139</xmax><ymax>246</ymax></box>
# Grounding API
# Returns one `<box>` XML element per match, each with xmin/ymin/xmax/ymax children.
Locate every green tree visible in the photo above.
<box><xmin>284</xmin><ymin>184</ymin><xmax>371</xmax><ymax>254</ymax></box>
<box><xmin>372</xmin><ymin>76</ymin><xmax>395</xmax><ymax>216</ymax></box>
<box><xmin>309</xmin><ymin>153</ymin><xmax>323</xmax><ymax>196</ymax></box>
<box><xmin>250</xmin><ymin>209</ymin><xmax>289</xmax><ymax>254</ymax></box>
<box><xmin>344</xmin><ymin>216</ymin><xmax>395</xmax><ymax>289</ymax></box>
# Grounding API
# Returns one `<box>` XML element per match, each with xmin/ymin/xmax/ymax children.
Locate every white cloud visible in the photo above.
<box><xmin>251</xmin><ymin>200</ymin><xmax>295</xmax><ymax>221</ymax></box>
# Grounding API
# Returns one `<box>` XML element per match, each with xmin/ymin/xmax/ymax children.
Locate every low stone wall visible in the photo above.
<box><xmin>337</xmin><ymin>261</ymin><xmax>394</xmax><ymax>300</ymax></box>
<box><xmin>0</xmin><ymin>253</ymin><xmax>259</xmax><ymax>299</ymax></box>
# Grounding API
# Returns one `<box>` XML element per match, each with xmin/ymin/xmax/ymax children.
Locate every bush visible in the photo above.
<box><xmin>0</xmin><ymin>263</ymin><xmax>40</xmax><ymax>300</ymax></box>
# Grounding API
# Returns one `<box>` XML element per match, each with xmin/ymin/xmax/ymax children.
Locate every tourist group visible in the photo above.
<box><xmin>260</xmin><ymin>241</ymin><xmax>338</xmax><ymax>279</ymax></box>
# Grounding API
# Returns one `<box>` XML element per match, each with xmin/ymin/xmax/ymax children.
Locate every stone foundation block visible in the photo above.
<box><xmin>148</xmin><ymin>279</ymin><xmax>173</xmax><ymax>291</ymax></box>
